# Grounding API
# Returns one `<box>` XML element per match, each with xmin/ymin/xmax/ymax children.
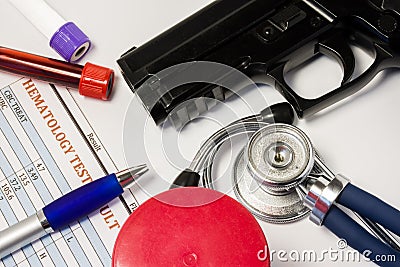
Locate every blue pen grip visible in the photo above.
<box><xmin>43</xmin><ymin>174</ymin><xmax>123</xmax><ymax>230</ymax></box>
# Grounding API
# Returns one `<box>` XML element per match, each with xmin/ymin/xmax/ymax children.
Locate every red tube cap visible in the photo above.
<box><xmin>113</xmin><ymin>187</ymin><xmax>270</xmax><ymax>267</ymax></box>
<box><xmin>79</xmin><ymin>62</ymin><xmax>114</xmax><ymax>100</ymax></box>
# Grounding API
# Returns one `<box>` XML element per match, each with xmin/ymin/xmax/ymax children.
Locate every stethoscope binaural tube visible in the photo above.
<box><xmin>324</xmin><ymin>206</ymin><xmax>400</xmax><ymax>267</ymax></box>
<box><xmin>337</xmin><ymin>184</ymin><xmax>400</xmax><ymax>237</ymax></box>
<box><xmin>320</xmin><ymin>182</ymin><xmax>400</xmax><ymax>266</ymax></box>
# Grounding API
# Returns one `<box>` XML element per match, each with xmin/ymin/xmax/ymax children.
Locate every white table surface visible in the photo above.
<box><xmin>1</xmin><ymin>1</ymin><xmax>399</xmax><ymax>266</ymax></box>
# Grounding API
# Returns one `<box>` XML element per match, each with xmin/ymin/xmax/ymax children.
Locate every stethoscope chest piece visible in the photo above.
<box><xmin>233</xmin><ymin>124</ymin><xmax>314</xmax><ymax>223</ymax></box>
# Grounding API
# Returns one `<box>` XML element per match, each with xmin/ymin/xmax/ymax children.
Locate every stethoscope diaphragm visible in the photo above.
<box><xmin>232</xmin><ymin>123</ymin><xmax>314</xmax><ymax>223</ymax></box>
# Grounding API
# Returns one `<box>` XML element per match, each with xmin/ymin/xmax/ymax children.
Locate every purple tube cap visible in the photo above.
<box><xmin>50</xmin><ymin>22</ymin><xmax>91</xmax><ymax>62</ymax></box>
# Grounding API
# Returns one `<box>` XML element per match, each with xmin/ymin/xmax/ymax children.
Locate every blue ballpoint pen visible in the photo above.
<box><xmin>0</xmin><ymin>165</ymin><xmax>148</xmax><ymax>259</ymax></box>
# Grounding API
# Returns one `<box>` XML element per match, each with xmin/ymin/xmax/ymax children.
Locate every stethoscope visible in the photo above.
<box><xmin>171</xmin><ymin>103</ymin><xmax>400</xmax><ymax>266</ymax></box>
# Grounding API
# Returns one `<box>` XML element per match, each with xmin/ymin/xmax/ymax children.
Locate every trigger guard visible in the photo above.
<box><xmin>268</xmin><ymin>43</ymin><xmax>392</xmax><ymax>119</ymax></box>
<box><xmin>317</xmin><ymin>37</ymin><xmax>356</xmax><ymax>84</ymax></box>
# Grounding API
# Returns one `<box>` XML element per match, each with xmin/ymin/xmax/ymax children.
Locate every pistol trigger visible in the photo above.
<box><xmin>317</xmin><ymin>36</ymin><xmax>355</xmax><ymax>84</ymax></box>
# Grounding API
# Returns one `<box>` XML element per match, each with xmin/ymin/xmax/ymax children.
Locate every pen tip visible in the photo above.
<box><xmin>117</xmin><ymin>164</ymin><xmax>148</xmax><ymax>188</ymax></box>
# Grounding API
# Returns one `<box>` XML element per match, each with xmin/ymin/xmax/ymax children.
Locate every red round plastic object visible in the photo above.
<box><xmin>79</xmin><ymin>62</ymin><xmax>114</xmax><ymax>100</ymax></box>
<box><xmin>113</xmin><ymin>187</ymin><xmax>270</xmax><ymax>267</ymax></box>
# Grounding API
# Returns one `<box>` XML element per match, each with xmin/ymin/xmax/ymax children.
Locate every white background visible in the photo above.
<box><xmin>1</xmin><ymin>0</ymin><xmax>400</xmax><ymax>266</ymax></box>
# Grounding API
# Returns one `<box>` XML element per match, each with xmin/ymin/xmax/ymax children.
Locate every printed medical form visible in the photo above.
<box><xmin>0</xmin><ymin>72</ymin><xmax>141</xmax><ymax>267</ymax></box>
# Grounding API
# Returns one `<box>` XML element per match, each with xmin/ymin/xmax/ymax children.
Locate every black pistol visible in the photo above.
<box><xmin>118</xmin><ymin>0</ymin><xmax>400</xmax><ymax>127</ymax></box>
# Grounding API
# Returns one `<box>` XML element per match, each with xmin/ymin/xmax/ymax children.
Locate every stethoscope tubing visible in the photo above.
<box><xmin>337</xmin><ymin>184</ymin><xmax>400</xmax><ymax>237</ymax></box>
<box><xmin>324</xmin><ymin>206</ymin><xmax>400</xmax><ymax>267</ymax></box>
